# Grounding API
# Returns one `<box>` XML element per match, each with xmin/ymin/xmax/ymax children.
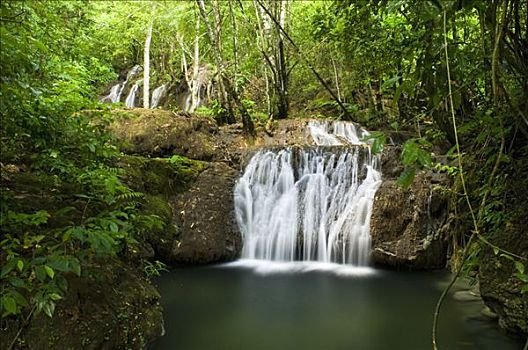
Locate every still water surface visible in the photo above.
<box><xmin>153</xmin><ymin>260</ymin><xmax>523</xmax><ymax>350</ymax></box>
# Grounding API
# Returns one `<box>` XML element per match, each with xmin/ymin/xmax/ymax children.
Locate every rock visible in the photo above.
<box><xmin>117</xmin><ymin>155</ymin><xmax>205</xmax><ymax>195</ymax></box>
<box><xmin>453</xmin><ymin>290</ymin><xmax>482</xmax><ymax>302</ymax></box>
<box><xmin>478</xmin><ymin>216</ymin><xmax>528</xmax><ymax>335</ymax></box>
<box><xmin>110</xmin><ymin>109</ymin><xmax>218</xmax><ymax>160</ymax></box>
<box><xmin>168</xmin><ymin>162</ymin><xmax>242</xmax><ymax>264</ymax></box>
<box><xmin>370</xmin><ymin>171</ymin><xmax>450</xmax><ymax>269</ymax></box>
<box><xmin>1</xmin><ymin>260</ymin><xmax>163</xmax><ymax>350</ymax></box>
<box><xmin>481</xmin><ymin>306</ymin><xmax>499</xmax><ymax>320</ymax></box>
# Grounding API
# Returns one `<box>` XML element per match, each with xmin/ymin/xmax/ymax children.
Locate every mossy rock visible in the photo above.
<box><xmin>109</xmin><ymin>109</ymin><xmax>218</xmax><ymax>160</ymax></box>
<box><xmin>139</xmin><ymin>194</ymin><xmax>180</xmax><ymax>262</ymax></box>
<box><xmin>0</xmin><ymin>259</ymin><xmax>163</xmax><ymax>350</ymax></box>
<box><xmin>117</xmin><ymin>155</ymin><xmax>205</xmax><ymax>195</ymax></box>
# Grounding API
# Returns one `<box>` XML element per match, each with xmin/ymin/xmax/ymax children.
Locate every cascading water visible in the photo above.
<box><xmin>101</xmin><ymin>65</ymin><xmax>142</xmax><ymax>104</ymax></box>
<box><xmin>151</xmin><ymin>84</ymin><xmax>167</xmax><ymax>109</ymax></box>
<box><xmin>234</xmin><ymin>121</ymin><xmax>382</xmax><ymax>266</ymax></box>
<box><xmin>125</xmin><ymin>81</ymin><xmax>141</xmax><ymax>108</ymax></box>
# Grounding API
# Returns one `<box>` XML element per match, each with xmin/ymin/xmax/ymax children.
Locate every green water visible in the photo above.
<box><xmin>152</xmin><ymin>261</ymin><xmax>524</xmax><ymax>350</ymax></box>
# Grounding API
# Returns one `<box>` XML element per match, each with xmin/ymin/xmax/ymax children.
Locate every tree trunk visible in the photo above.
<box><xmin>197</xmin><ymin>0</ymin><xmax>235</xmax><ymax>124</ymax></box>
<box><xmin>191</xmin><ymin>10</ymin><xmax>201</xmax><ymax>112</ymax></box>
<box><xmin>143</xmin><ymin>23</ymin><xmax>153</xmax><ymax>109</ymax></box>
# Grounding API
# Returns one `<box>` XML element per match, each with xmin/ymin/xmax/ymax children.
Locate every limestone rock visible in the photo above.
<box><xmin>169</xmin><ymin>162</ymin><xmax>241</xmax><ymax>264</ymax></box>
<box><xmin>110</xmin><ymin>109</ymin><xmax>218</xmax><ymax>161</ymax></box>
<box><xmin>478</xmin><ymin>218</ymin><xmax>528</xmax><ymax>335</ymax></box>
<box><xmin>370</xmin><ymin>171</ymin><xmax>450</xmax><ymax>269</ymax></box>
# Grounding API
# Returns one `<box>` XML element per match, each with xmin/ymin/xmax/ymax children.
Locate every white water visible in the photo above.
<box><xmin>151</xmin><ymin>84</ymin><xmax>167</xmax><ymax>109</ymax></box>
<box><xmin>101</xmin><ymin>65</ymin><xmax>142</xmax><ymax>104</ymax></box>
<box><xmin>125</xmin><ymin>81</ymin><xmax>141</xmax><ymax>108</ymax></box>
<box><xmin>102</xmin><ymin>83</ymin><xmax>123</xmax><ymax>103</ymax></box>
<box><xmin>234</xmin><ymin>120</ymin><xmax>382</xmax><ymax>266</ymax></box>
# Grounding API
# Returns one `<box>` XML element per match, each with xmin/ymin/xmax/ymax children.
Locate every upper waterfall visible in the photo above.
<box><xmin>234</xmin><ymin>120</ymin><xmax>382</xmax><ymax>266</ymax></box>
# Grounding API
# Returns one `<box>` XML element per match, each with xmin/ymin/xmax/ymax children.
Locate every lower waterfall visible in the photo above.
<box><xmin>234</xmin><ymin>121</ymin><xmax>382</xmax><ymax>266</ymax></box>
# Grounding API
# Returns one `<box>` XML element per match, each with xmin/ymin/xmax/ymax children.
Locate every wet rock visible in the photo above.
<box><xmin>478</xmin><ymin>217</ymin><xmax>528</xmax><ymax>335</ymax></box>
<box><xmin>168</xmin><ymin>162</ymin><xmax>241</xmax><ymax>264</ymax></box>
<box><xmin>453</xmin><ymin>290</ymin><xmax>482</xmax><ymax>302</ymax></box>
<box><xmin>370</xmin><ymin>171</ymin><xmax>450</xmax><ymax>269</ymax></box>
<box><xmin>481</xmin><ymin>306</ymin><xmax>499</xmax><ymax>320</ymax></box>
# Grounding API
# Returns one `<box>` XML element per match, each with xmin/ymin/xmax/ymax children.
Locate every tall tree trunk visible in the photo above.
<box><xmin>197</xmin><ymin>0</ymin><xmax>235</xmax><ymax>124</ymax></box>
<box><xmin>331</xmin><ymin>57</ymin><xmax>342</xmax><ymax>102</ymax></box>
<box><xmin>191</xmin><ymin>10</ymin><xmax>201</xmax><ymax>112</ymax></box>
<box><xmin>143</xmin><ymin>23</ymin><xmax>153</xmax><ymax>109</ymax></box>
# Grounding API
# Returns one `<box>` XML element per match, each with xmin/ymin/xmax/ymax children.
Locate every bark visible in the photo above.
<box><xmin>191</xmin><ymin>11</ymin><xmax>201</xmax><ymax>112</ymax></box>
<box><xmin>197</xmin><ymin>0</ymin><xmax>235</xmax><ymax>124</ymax></box>
<box><xmin>143</xmin><ymin>23</ymin><xmax>153</xmax><ymax>109</ymax></box>
<box><xmin>255</xmin><ymin>0</ymin><xmax>353</xmax><ymax>121</ymax></box>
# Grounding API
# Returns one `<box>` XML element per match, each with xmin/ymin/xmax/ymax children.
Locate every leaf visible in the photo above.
<box><xmin>35</xmin><ymin>265</ymin><xmax>47</xmax><ymax>281</ymax></box>
<box><xmin>49</xmin><ymin>293</ymin><xmax>62</xmax><ymax>301</ymax></box>
<box><xmin>70</xmin><ymin>259</ymin><xmax>81</xmax><ymax>276</ymax></box>
<box><xmin>398</xmin><ymin>167</ymin><xmax>416</xmax><ymax>188</ymax></box>
<box><xmin>515</xmin><ymin>261</ymin><xmax>525</xmax><ymax>275</ymax></box>
<box><xmin>1</xmin><ymin>258</ymin><xmax>17</xmax><ymax>278</ymax></box>
<box><xmin>44</xmin><ymin>265</ymin><xmax>55</xmax><ymax>279</ymax></box>
<box><xmin>43</xmin><ymin>301</ymin><xmax>55</xmax><ymax>318</ymax></box>
<box><xmin>17</xmin><ymin>259</ymin><xmax>24</xmax><ymax>272</ymax></box>
<box><xmin>47</xmin><ymin>257</ymin><xmax>70</xmax><ymax>272</ymax></box>
<box><xmin>2</xmin><ymin>296</ymin><xmax>17</xmax><ymax>315</ymax></box>
<box><xmin>9</xmin><ymin>277</ymin><xmax>26</xmax><ymax>288</ymax></box>
<box><xmin>109</xmin><ymin>221</ymin><xmax>119</xmax><ymax>233</ymax></box>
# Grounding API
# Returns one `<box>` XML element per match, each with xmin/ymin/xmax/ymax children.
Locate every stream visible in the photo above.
<box><xmin>152</xmin><ymin>260</ymin><xmax>523</xmax><ymax>350</ymax></box>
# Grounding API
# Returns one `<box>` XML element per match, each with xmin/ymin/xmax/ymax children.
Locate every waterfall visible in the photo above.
<box><xmin>125</xmin><ymin>81</ymin><xmax>141</xmax><ymax>108</ymax></box>
<box><xmin>101</xmin><ymin>83</ymin><xmax>123</xmax><ymax>103</ymax></box>
<box><xmin>234</xmin><ymin>121</ymin><xmax>382</xmax><ymax>266</ymax></box>
<box><xmin>151</xmin><ymin>84</ymin><xmax>167</xmax><ymax>109</ymax></box>
<box><xmin>101</xmin><ymin>65</ymin><xmax>142</xmax><ymax>104</ymax></box>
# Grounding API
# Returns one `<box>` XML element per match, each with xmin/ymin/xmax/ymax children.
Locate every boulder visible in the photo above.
<box><xmin>370</xmin><ymin>171</ymin><xmax>450</xmax><ymax>269</ymax></box>
<box><xmin>110</xmin><ymin>109</ymin><xmax>218</xmax><ymax>161</ymax></box>
<box><xmin>168</xmin><ymin>162</ymin><xmax>242</xmax><ymax>264</ymax></box>
<box><xmin>1</xmin><ymin>260</ymin><xmax>163</xmax><ymax>350</ymax></box>
<box><xmin>479</xmin><ymin>218</ymin><xmax>528</xmax><ymax>335</ymax></box>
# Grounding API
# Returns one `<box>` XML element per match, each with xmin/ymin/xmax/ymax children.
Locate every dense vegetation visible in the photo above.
<box><xmin>1</xmin><ymin>0</ymin><xmax>527</xmax><ymax>346</ymax></box>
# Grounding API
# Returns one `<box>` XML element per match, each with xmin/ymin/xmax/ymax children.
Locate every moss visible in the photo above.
<box><xmin>118</xmin><ymin>155</ymin><xmax>205</xmax><ymax>195</ymax></box>
<box><xmin>141</xmin><ymin>194</ymin><xmax>172</xmax><ymax>223</ymax></box>
<box><xmin>108</xmin><ymin>109</ymin><xmax>219</xmax><ymax>160</ymax></box>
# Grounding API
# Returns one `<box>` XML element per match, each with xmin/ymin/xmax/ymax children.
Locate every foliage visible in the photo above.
<box><xmin>1</xmin><ymin>0</ymin><xmax>527</xmax><ymax>331</ymax></box>
<box><xmin>0</xmin><ymin>0</ymin><xmax>162</xmax><ymax>321</ymax></box>
<box><xmin>143</xmin><ymin>260</ymin><xmax>168</xmax><ymax>278</ymax></box>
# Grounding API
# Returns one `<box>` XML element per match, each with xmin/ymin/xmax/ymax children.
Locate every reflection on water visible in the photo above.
<box><xmin>152</xmin><ymin>261</ymin><xmax>523</xmax><ymax>350</ymax></box>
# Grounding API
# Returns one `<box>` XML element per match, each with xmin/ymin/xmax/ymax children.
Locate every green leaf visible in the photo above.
<box><xmin>47</xmin><ymin>257</ymin><xmax>70</xmax><ymax>272</ymax></box>
<box><xmin>49</xmin><ymin>293</ymin><xmax>62</xmax><ymax>301</ymax></box>
<box><xmin>2</xmin><ymin>296</ymin><xmax>17</xmax><ymax>315</ymax></box>
<box><xmin>398</xmin><ymin>168</ymin><xmax>416</xmax><ymax>188</ymax></box>
<box><xmin>70</xmin><ymin>259</ymin><xmax>81</xmax><ymax>276</ymax></box>
<box><xmin>517</xmin><ymin>274</ymin><xmax>528</xmax><ymax>283</ymax></box>
<box><xmin>514</xmin><ymin>261</ymin><xmax>525</xmax><ymax>275</ymax></box>
<box><xmin>43</xmin><ymin>301</ymin><xmax>55</xmax><ymax>318</ymax></box>
<box><xmin>17</xmin><ymin>259</ymin><xmax>24</xmax><ymax>272</ymax></box>
<box><xmin>1</xmin><ymin>258</ymin><xmax>17</xmax><ymax>277</ymax></box>
<box><xmin>109</xmin><ymin>221</ymin><xmax>119</xmax><ymax>233</ymax></box>
<box><xmin>44</xmin><ymin>265</ymin><xmax>55</xmax><ymax>279</ymax></box>
<box><xmin>9</xmin><ymin>277</ymin><xmax>26</xmax><ymax>288</ymax></box>
<box><xmin>35</xmin><ymin>266</ymin><xmax>47</xmax><ymax>281</ymax></box>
